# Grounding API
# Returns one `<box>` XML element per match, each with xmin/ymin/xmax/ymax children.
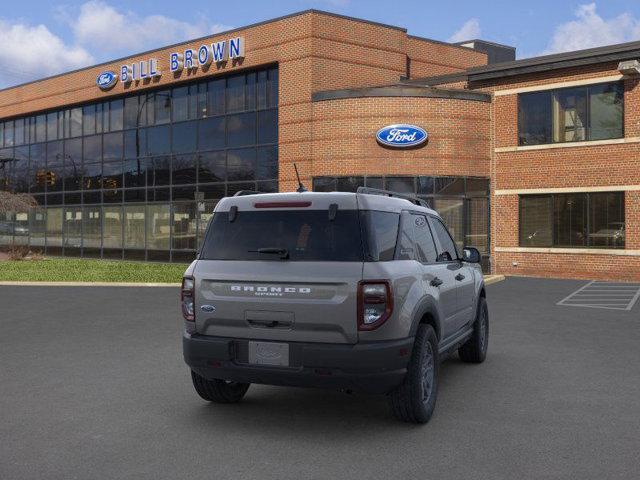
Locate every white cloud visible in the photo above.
<box><xmin>71</xmin><ymin>1</ymin><xmax>232</xmax><ymax>55</ymax></box>
<box><xmin>0</xmin><ymin>1</ymin><xmax>233</xmax><ymax>88</ymax></box>
<box><xmin>448</xmin><ymin>18</ymin><xmax>481</xmax><ymax>43</ymax></box>
<box><xmin>542</xmin><ymin>3</ymin><xmax>640</xmax><ymax>54</ymax></box>
<box><xmin>0</xmin><ymin>20</ymin><xmax>93</xmax><ymax>88</ymax></box>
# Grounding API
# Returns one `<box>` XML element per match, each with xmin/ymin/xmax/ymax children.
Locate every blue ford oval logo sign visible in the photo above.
<box><xmin>376</xmin><ymin>124</ymin><xmax>428</xmax><ymax>148</ymax></box>
<box><xmin>96</xmin><ymin>71</ymin><xmax>118</xmax><ymax>90</ymax></box>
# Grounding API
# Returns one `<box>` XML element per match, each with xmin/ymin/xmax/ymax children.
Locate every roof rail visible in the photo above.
<box><xmin>233</xmin><ymin>190</ymin><xmax>266</xmax><ymax>197</ymax></box>
<box><xmin>356</xmin><ymin>187</ymin><xmax>431</xmax><ymax>208</ymax></box>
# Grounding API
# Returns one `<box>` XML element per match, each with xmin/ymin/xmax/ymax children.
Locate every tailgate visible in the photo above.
<box><xmin>194</xmin><ymin>260</ymin><xmax>362</xmax><ymax>344</ymax></box>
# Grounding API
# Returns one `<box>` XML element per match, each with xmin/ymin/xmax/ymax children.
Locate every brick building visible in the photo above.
<box><xmin>0</xmin><ymin>10</ymin><xmax>637</xmax><ymax>280</ymax></box>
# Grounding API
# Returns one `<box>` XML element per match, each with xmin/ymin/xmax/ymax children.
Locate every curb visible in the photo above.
<box><xmin>0</xmin><ymin>281</ymin><xmax>181</xmax><ymax>287</ymax></box>
<box><xmin>484</xmin><ymin>275</ymin><xmax>506</xmax><ymax>286</ymax></box>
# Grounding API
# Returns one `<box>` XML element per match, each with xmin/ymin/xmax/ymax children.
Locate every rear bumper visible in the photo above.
<box><xmin>183</xmin><ymin>333</ymin><xmax>413</xmax><ymax>394</ymax></box>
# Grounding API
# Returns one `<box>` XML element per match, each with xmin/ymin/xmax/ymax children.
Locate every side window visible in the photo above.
<box><xmin>395</xmin><ymin>212</ymin><xmax>416</xmax><ymax>260</ymax></box>
<box><xmin>430</xmin><ymin>217</ymin><xmax>458</xmax><ymax>262</ymax></box>
<box><xmin>412</xmin><ymin>214</ymin><xmax>438</xmax><ymax>263</ymax></box>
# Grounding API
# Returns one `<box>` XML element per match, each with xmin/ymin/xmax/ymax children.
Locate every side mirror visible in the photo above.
<box><xmin>462</xmin><ymin>247</ymin><xmax>481</xmax><ymax>264</ymax></box>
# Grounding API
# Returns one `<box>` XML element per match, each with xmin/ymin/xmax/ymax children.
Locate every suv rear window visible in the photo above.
<box><xmin>200</xmin><ymin>209</ymin><xmax>400</xmax><ymax>262</ymax></box>
<box><xmin>200</xmin><ymin>210</ymin><xmax>364</xmax><ymax>261</ymax></box>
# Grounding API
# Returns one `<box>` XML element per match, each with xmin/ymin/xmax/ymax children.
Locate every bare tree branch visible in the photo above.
<box><xmin>0</xmin><ymin>191</ymin><xmax>37</xmax><ymax>214</ymax></box>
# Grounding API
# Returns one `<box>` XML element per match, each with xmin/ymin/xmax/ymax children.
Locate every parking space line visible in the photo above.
<box><xmin>557</xmin><ymin>281</ymin><xmax>640</xmax><ymax>311</ymax></box>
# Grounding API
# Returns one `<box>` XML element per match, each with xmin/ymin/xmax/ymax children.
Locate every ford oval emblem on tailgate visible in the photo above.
<box><xmin>200</xmin><ymin>304</ymin><xmax>216</xmax><ymax>312</ymax></box>
<box><xmin>376</xmin><ymin>124</ymin><xmax>428</xmax><ymax>148</ymax></box>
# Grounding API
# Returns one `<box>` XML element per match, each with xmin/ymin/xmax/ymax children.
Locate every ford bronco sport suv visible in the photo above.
<box><xmin>182</xmin><ymin>188</ymin><xmax>488</xmax><ymax>423</ymax></box>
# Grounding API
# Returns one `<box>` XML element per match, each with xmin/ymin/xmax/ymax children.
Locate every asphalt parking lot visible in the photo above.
<box><xmin>1</xmin><ymin>277</ymin><xmax>639</xmax><ymax>480</ymax></box>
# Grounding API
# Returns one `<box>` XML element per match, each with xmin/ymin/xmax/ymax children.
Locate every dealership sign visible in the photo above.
<box><xmin>97</xmin><ymin>36</ymin><xmax>245</xmax><ymax>90</ymax></box>
<box><xmin>170</xmin><ymin>37</ymin><xmax>245</xmax><ymax>73</ymax></box>
<box><xmin>96</xmin><ymin>71</ymin><xmax>118</xmax><ymax>90</ymax></box>
<box><xmin>376</xmin><ymin>124</ymin><xmax>428</xmax><ymax>148</ymax></box>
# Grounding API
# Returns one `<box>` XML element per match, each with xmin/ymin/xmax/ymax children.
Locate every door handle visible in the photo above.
<box><xmin>455</xmin><ymin>273</ymin><xmax>465</xmax><ymax>281</ymax></box>
<box><xmin>430</xmin><ymin>277</ymin><xmax>443</xmax><ymax>287</ymax></box>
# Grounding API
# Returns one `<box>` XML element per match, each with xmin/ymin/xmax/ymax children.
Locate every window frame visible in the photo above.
<box><xmin>517</xmin><ymin>81</ymin><xmax>624</xmax><ymax>146</ymax></box>
<box><xmin>518</xmin><ymin>192</ymin><xmax>625</xmax><ymax>249</ymax></box>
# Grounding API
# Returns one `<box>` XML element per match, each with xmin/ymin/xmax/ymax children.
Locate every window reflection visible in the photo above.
<box><xmin>147</xmin><ymin>204</ymin><xmax>170</xmax><ymax>250</ymax></box>
<box><xmin>124</xmin><ymin>205</ymin><xmax>145</xmax><ymax>249</ymax></box>
<box><xmin>172</xmin><ymin>202</ymin><xmax>196</xmax><ymax>250</ymax></box>
<box><xmin>83</xmin><ymin>206</ymin><xmax>101</xmax><ymax>249</ymax></box>
<box><xmin>1</xmin><ymin>67</ymin><xmax>278</xmax><ymax>261</ymax></box>
<box><xmin>103</xmin><ymin>206</ymin><xmax>123</xmax><ymax>249</ymax></box>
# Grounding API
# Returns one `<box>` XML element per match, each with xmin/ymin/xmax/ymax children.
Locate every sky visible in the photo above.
<box><xmin>1</xmin><ymin>0</ymin><xmax>640</xmax><ymax>88</ymax></box>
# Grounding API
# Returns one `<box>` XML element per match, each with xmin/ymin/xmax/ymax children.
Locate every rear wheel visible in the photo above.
<box><xmin>190</xmin><ymin>370</ymin><xmax>250</xmax><ymax>403</ymax></box>
<box><xmin>388</xmin><ymin>324</ymin><xmax>439</xmax><ymax>424</ymax></box>
<box><xmin>458</xmin><ymin>296</ymin><xmax>489</xmax><ymax>363</ymax></box>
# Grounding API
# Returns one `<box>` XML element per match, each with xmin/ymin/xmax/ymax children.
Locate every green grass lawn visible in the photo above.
<box><xmin>0</xmin><ymin>258</ymin><xmax>188</xmax><ymax>283</ymax></box>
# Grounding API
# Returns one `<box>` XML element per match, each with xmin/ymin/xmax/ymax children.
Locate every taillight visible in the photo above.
<box><xmin>181</xmin><ymin>277</ymin><xmax>195</xmax><ymax>321</ymax></box>
<box><xmin>358</xmin><ymin>280</ymin><xmax>393</xmax><ymax>331</ymax></box>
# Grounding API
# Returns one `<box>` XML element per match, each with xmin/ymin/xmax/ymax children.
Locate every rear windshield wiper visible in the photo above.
<box><xmin>248</xmin><ymin>247</ymin><xmax>290</xmax><ymax>259</ymax></box>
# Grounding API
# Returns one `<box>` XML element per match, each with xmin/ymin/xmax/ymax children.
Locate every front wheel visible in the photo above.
<box><xmin>458</xmin><ymin>296</ymin><xmax>489</xmax><ymax>363</ymax></box>
<box><xmin>388</xmin><ymin>324</ymin><xmax>439</xmax><ymax>424</ymax></box>
<box><xmin>191</xmin><ymin>370</ymin><xmax>250</xmax><ymax>403</ymax></box>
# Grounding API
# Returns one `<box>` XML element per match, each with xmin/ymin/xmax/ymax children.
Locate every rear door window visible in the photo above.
<box><xmin>429</xmin><ymin>217</ymin><xmax>459</xmax><ymax>262</ymax></box>
<box><xmin>412</xmin><ymin>214</ymin><xmax>438</xmax><ymax>263</ymax></box>
<box><xmin>200</xmin><ymin>210</ymin><xmax>364</xmax><ymax>261</ymax></box>
<box><xmin>395</xmin><ymin>211</ymin><xmax>416</xmax><ymax>260</ymax></box>
<box><xmin>361</xmin><ymin>210</ymin><xmax>399</xmax><ymax>261</ymax></box>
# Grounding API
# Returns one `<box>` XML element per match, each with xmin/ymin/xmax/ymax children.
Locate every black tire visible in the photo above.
<box><xmin>458</xmin><ymin>296</ymin><xmax>489</xmax><ymax>363</ymax></box>
<box><xmin>190</xmin><ymin>370</ymin><xmax>250</xmax><ymax>403</ymax></box>
<box><xmin>388</xmin><ymin>324</ymin><xmax>439</xmax><ymax>424</ymax></box>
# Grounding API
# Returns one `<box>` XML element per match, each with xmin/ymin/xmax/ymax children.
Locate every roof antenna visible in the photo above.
<box><xmin>293</xmin><ymin>163</ymin><xmax>307</xmax><ymax>193</ymax></box>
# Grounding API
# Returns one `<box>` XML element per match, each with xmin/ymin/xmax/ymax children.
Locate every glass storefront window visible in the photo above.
<box><xmin>519</xmin><ymin>193</ymin><xmax>624</xmax><ymax>248</ymax></box>
<box><xmin>554</xmin><ymin>193</ymin><xmax>587</xmax><ymax>247</ymax></box>
<box><xmin>519</xmin><ymin>195</ymin><xmax>553</xmax><ymax>247</ymax></box>
<box><xmin>466</xmin><ymin>198</ymin><xmax>488</xmax><ymax>253</ymax></box>
<box><xmin>519</xmin><ymin>82</ymin><xmax>623</xmax><ymax>145</ymax></box>
<box><xmin>154</xmin><ymin>91</ymin><xmax>171</xmax><ymax>125</ymax></box>
<box><xmin>103</xmin><ymin>206</ymin><xmax>123</xmax><ymax>249</ymax></box>
<box><xmin>147</xmin><ymin>125</ymin><xmax>171</xmax><ymax>155</ymax></box>
<box><xmin>83</xmin><ymin>206</ymin><xmax>102</xmax><ymax>249</ymax></box>
<box><xmin>589</xmin><ymin>192</ymin><xmax>625</xmax><ymax>248</ymax></box>
<box><xmin>146</xmin><ymin>204</ymin><xmax>170</xmax><ymax>250</ymax></box>
<box><xmin>29</xmin><ymin>208</ymin><xmax>46</xmax><ymax>248</ymax></box>
<box><xmin>0</xmin><ymin>212</ymin><xmax>13</xmax><ymax>246</ymax></box>
<box><xmin>14</xmin><ymin>212</ymin><xmax>29</xmax><ymax>245</ymax></box>
<box><xmin>172</xmin><ymin>202</ymin><xmax>196</xmax><ymax>251</ymax></box>
<box><xmin>433</xmin><ymin>198</ymin><xmax>464</xmax><ymax>250</ymax></box>
<box><xmin>124</xmin><ymin>205</ymin><xmax>145</xmax><ymax>249</ymax></box>
<box><xmin>386</xmin><ymin>177</ymin><xmax>414</xmax><ymax>193</ymax></box>
<box><xmin>227</xmin><ymin>112</ymin><xmax>256</xmax><ymax>147</ymax></box>
<box><xmin>1</xmin><ymin>66</ymin><xmax>277</xmax><ymax>262</ymax></box>
<box><xmin>46</xmin><ymin>208</ymin><xmax>63</xmax><ymax>247</ymax></box>
<box><xmin>64</xmin><ymin>207</ymin><xmax>82</xmax><ymax>249</ymax></box>
<box><xmin>172</xmin><ymin>121</ymin><xmax>197</xmax><ymax>153</ymax></box>
<box><xmin>198</xmin><ymin>117</ymin><xmax>225</xmax><ymax>150</ymax></box>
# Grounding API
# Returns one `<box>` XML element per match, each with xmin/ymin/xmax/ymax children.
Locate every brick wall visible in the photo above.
<box><xmin>481</xmin><ymin>63</ymin><xmax>640</xmax><ymax>281</ymax></box>
<box><xmin>405</xmin><ymin>37</ymin><xmax>487</xmax><ymax>79</ymax></box>
<box><xmin>279</xmin><ymin>95</ymin><xmax>491</xmax><ymax>192</ymax></box>
<box><xmin>0</xmin><ymin>10</ymin><xmax>488</xmax><ymax>203</ymax></box>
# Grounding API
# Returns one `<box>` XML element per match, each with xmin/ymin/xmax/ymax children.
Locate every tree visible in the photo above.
<box><xmin>0</xmin><ymin>191</ymin><xmax>37</xmax><ymax>215</ymax></box>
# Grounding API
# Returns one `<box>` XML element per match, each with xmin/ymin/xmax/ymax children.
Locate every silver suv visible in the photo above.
<box><xmin>182</xmin><ymin>188</ymin><xmax>488</xmax><ymax>423</ymax></box>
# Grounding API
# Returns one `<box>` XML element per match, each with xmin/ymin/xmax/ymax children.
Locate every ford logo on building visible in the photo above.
<box><xmin>376</xmin><ymin>124</ymin><xmax>428</xmax><ymax>148</ymax></box>
<box><xmin>96</xmin><ymin>71</ymin><xmax>118</xmax><ymax>90</ymax></box>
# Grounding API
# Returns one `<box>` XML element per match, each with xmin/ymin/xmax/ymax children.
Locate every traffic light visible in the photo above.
<box><xmin>36</xmin><ymin>169</ymin><xmax>47</xmax><ymax>187</ymax></box>
<box><xmin>46</xmin><ymin>171</ymin><xmax>56</xmax><ymax>186</ymax></box>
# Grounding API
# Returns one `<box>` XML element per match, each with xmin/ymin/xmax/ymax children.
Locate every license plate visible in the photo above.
<box><xmin>248</xmin><ymin>341</ymin><xmax>289</xmax><ymax>367</ymax></box>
